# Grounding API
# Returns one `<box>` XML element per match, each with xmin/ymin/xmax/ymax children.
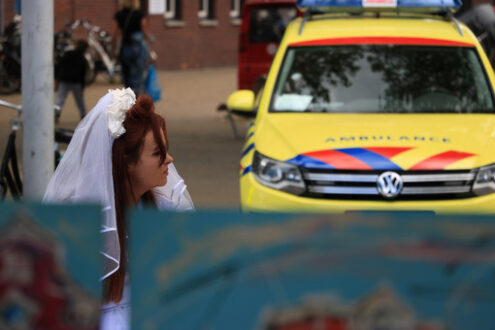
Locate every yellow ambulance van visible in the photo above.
<box><xmin>228</xmin><ymin>0</ymin><xmax>495</xmax><ymax>213</ymax></box>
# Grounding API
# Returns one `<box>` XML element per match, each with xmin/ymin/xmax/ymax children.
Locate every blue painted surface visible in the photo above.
<box><xmin>241</xmin><ymin>165</ymin><xmax>252</xmax><ymax>176</ymax></box>
<box><xmin>286</xmin><ymin>154</ymin><xmax>335</xmax><ymax>169</ymax></box>
<box><xmin>0</xmin><ymin>202</ymin><xmax>101</xmax><ymax>295</ymax></box>
<box><xmin>337</xmin><ymin>147</ymin><xmax>402</xmax><ymax>170</ymax></box>
<box><xmin>241</xmin><ymin>143</ymin><xmax>255</xmax><ymax>158</ymax></box>
<box><xmin>130</xmin><ymin>210</ymin><xmax>495</xmax><ymax>330</ymax></box>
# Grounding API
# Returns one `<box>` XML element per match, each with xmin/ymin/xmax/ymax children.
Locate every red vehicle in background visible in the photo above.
<box><xmin>238</xmin><ymin>0</ymin><xmax>299</xmax><ymax>91</ymax></box>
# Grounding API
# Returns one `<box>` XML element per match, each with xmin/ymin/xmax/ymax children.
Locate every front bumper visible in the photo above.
<box><xmin>240</xmin><ymin>173</ymin><xmax>495</xmax><ymax>214</ymax></box>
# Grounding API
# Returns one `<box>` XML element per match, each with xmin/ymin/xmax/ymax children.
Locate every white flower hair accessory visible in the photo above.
<box><xmin>107</xmin><ymin>87</ymin><xmax>136</xmax><ymax>139</ymax></box>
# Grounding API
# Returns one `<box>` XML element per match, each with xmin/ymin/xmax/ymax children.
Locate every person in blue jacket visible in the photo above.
<box><xmin>112</xmin><ymin>0</ymin><xmax>150</xmax><ymax>96</ymax></box>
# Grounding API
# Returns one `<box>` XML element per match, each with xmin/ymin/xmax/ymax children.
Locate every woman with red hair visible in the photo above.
<box><xmin>43</xmin><ymin>88</ymin><xmax>193</xmax><ymax>329</ymax></box>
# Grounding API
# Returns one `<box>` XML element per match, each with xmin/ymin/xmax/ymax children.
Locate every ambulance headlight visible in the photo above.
<box><xmin>472</xmin><ymin>164</ymin><xmax>495</xmax><ymax>195</ymax></box>
<box><xmin>252</xmin><ymin>151</ymin><xmax>305</xmax><ymax>195</ymax></box>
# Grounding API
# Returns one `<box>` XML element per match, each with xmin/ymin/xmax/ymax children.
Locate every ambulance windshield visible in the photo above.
<box><xmin>271</xmin><ymin>44</ymin><xmax>495</xmax><ymax>113</ymax></box>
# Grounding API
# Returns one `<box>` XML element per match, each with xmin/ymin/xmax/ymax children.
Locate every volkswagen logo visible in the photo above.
<box><xmin>377</xmin><ymin>171</ymin><xmax>403</xmax><ymax>199</ymax></box>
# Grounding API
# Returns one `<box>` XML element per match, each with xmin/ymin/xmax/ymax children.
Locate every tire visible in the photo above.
<box><xmin>0</xmin><ymin>54</ymin><xmax>21</xmax><ymax>94</ymax></box>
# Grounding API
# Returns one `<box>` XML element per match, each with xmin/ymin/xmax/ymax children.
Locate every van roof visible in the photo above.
<box><xmin>283</xmin><ymin>14</ymin><xmax>475</xmax><ymax>46</ymax></box>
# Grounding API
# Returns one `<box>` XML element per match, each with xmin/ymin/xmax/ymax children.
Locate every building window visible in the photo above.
<box><xmin>230</xmin><ymin>0</ymin><xmax>245</xmax><ymax>25</ymax></box>
<box><xmin>230</xmin><ymin>0</ymin><xmax>245</xmax><ymax>19</ymax></box>
<box><xmin>198</xmin><ymin>0</ymin><xmax>215</xmax><ymax>20</ymax></box>
<box><xmin>164</xmin><ymin>0</ymin><xmax>185</xmax><ymax>27</ymax></box>
<box><xmin>165</xmin><ymin>0</ymin><xmax>181</xmax><ymax>20</ymax></box>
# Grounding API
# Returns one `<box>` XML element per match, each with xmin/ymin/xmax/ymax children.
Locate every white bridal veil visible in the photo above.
<box><xmin>43</xmin><ymin>88</ymin><xmax>194</xmax><ymax>280</ymax></box>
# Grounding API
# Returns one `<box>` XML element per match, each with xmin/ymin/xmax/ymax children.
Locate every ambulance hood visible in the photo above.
<box><xmin>256</xmin><ymin>114</ymin><xmax>495</xmax><ymax>170</ymax></box>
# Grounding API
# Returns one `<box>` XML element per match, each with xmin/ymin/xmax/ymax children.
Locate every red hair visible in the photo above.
<box><xmin>104</xmin><ymin>94</ymin><xmax>168</xmax><ymax>303</ymax></box>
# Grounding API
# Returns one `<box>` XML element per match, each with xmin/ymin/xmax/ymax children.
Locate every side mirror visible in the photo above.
<box><xmin>227</xmin><ymin>90</ymin><xmax>256</xmax><ymax>117</ymax></box>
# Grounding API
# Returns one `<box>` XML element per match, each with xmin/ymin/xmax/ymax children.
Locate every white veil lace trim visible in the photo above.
<box><xmin>43</xmin><ymin>88</ymin><xmax>194</xmax><ymax>281</ymax></box>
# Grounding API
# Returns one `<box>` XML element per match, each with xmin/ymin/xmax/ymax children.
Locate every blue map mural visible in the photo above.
<box><xmin>131</xmin><ymin>210</ymin><xmax>495</xmax><ymax>330</ymax></box>
<box><xmin>0</xmin><ymin>202</ymin><xmax>101</xmax><ymax>329</ymax></box>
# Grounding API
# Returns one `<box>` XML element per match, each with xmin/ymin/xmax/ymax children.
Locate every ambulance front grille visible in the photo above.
<box><xmin>301</xmin><ymin>169</ymin><xmax>476</xmax><ymax>200</ymax></box>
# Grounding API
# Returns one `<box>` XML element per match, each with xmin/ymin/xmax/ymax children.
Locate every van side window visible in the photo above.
<box><xmin>249</xmin><ymin>7</ymin><xmax>297</xmax><ymax>43</ymax></box>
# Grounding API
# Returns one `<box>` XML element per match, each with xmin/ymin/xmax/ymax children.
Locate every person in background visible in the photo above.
<box><xmin>113</xmin><ymin>0</ymin><xmax>150</xmax><ymax>96</ymax></box>
<box><xmin>55</xmin><ymin>38</ymin><xmax>88</xmax><ymax>122</ymax></box>
<box><xmin>43</xmin><ymin>88</ymin><xmax>194</xmax><ymax>330</ymax></box>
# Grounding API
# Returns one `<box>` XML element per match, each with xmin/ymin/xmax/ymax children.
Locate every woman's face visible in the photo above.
<box><xmin>128</xmin><ymin>129</ymin><xmax>173</xmax><ymax>198</ymax></box>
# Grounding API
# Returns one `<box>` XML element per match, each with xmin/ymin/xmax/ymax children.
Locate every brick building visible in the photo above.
<box><xmin>1</xmin><ymin>0</ymin><xmax>484</xmax><ymax>70</ymax></box>
<box><xmin>2</xmin><ymin>0</ymin><xmax>244</xmax><ymax>70</ymax></box>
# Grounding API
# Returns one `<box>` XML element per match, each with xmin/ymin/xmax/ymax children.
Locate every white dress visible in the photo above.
<box><xmin>99</xmin><ymin>194</ymin><xmax>194</xmax><ymax>330</ymax></box>
<box><xmin>41</xmin><ymin>89</ymin><xmax>194</xmax><ymax>330</ymax></box>
<box><xmin>100</xmin><ymin>282</ymin><xmax>131</xmax><ymax>330</ymax></box>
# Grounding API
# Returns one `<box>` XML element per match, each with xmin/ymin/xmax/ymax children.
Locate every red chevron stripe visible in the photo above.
<box><xmin>304</xmin><ymin>150</ymin><xmax>372</xmax><ymax>170</ymax></box>
<box><xmin>409</xmin><ymin>151</ymin><xmax>476</xmax><ymax>170</ymax></box>
<box><xmin>290</xmin><ymin>37</ymin><xmax>474</xmax><ymax>47</ymax></box>
<box><xmin>364</xmin><ymin>147</ymin><xmax>413</xmax><ymax>159</ymax></box>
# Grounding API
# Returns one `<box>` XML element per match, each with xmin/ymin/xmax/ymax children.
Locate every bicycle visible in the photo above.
<box><xmin>55</xmin><ymin>19</ymin><xmax>118</xmax><ymax>86</ymax></box>
<box><xmin>0</xmin><ymin>100</ymin><xmax>73</xmax><ymax>201</ymax></box>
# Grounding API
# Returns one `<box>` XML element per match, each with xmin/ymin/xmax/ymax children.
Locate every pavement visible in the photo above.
<box><xmin>0</xmin><ymin>67</ymin><xmax>251</xmax><ymax>208</ymax></box>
